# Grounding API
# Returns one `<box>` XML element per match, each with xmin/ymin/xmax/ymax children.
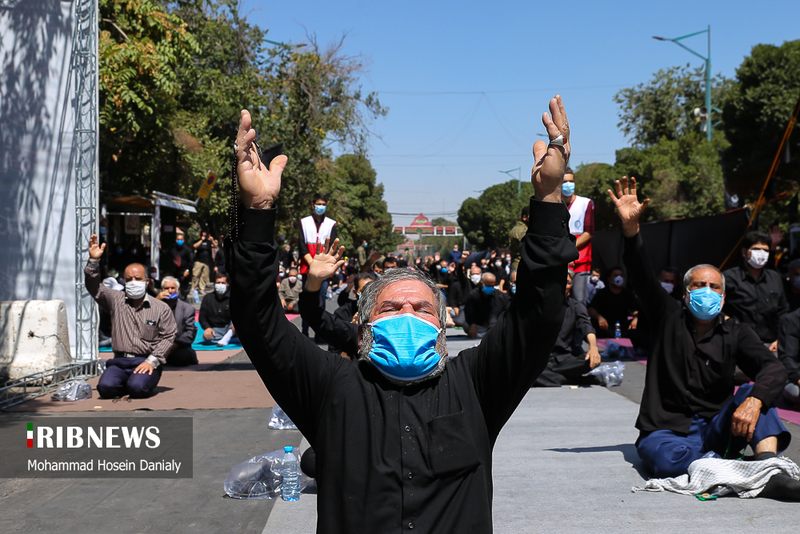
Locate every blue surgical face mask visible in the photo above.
<box><xmin>562</xmin><ymin>181</ymin><xmax>575</xmax><ymax>196</ymax></box>
<box><xmin>176</xmin><ymin>239</ymin><xmax>184</xmax><ymax>246</ymax></box>
<box><xmin>482</xmin><ymin>285</ymin><xmax>495</xmax><ymax>295</ymax></box>
<box><xmin>167</xmin><ymin>292</ymin><xmax>179</xmax><ymax>300</ymax></box>
<box><xmin>511</xmin><ymin>285</ymin><xmax>516</xmax><ymax>294</ymax></box>
<box><xmin>314</xmin><ymin>204</ymin><xmax>327</xmax><ymax>216</ymax></box>
<box><xmin>440</xmin><ymin>267</ymin><xmax>448</xmax><ymax>273</ymax></box>
<box><xmin>367</xmin><ymin>313</ymin><xmax>442</xmax><ymax>382</ymax></box>
<box><xmin>685</xmin><ymin>286</ymin><xmax>723</xmax><ymax>321</ymax></box>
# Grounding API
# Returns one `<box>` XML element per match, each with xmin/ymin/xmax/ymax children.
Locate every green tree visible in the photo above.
<box><xmin>457</xmin><ymin>180</ymin><xmax>535</xmax><ymax>249</ymax></box>
<box><xmin>614</xmin><ymin>64</ymin><xmax>733</xmax><ymax>148</ymax></box>
<box><xmin>722</xmin><ymin>40</ymin><xmax>800</xmax><ymax>202</ymax></box>
<box><xmin>324</xmin><ymin>154</ymin><xmax>402</xmax><ymax>254</ymax></box>
<box><xmin>264</xmin><ymin>38</ymin><xmax>387</xmax><ymax>237</ymax></box>
<box><xmin>99</xmin><ymin>0</ymin><xmax>199</xmax><ymax>194</ymax></box>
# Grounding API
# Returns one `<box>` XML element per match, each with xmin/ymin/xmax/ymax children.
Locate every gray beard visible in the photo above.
<box><xmin>358</xmin><ymin>329</ymin><xmax>449</xmax><ymax>386</ymax></box>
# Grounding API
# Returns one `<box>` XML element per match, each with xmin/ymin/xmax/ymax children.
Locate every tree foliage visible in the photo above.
<box><xmin>574</xmin><ymin>133</ymin><xmax>728</xmax><ymax>230</ymax></box>
<box><xmin>722</xmin><ymin>40</ymin><xmax>800</xmax><ymax>201</ymax></box>
<box><xmin>614</xmin><ymin>64</ymin><xmax>732</xmax><ymax>148</ymax></box>
<box><xmin>457</xmin><ymin>180</ymin><xmax>535</xmax><ymax>250</ymax></box>
<box><xmin>324</xmin><ymin>154</ymin><xmax>401</xmax><ymax>254</ymax></box>
<box><xmin>98</xmin><ymin>0</ymin><xmax>389</xmax><ymax>239</ymax></box>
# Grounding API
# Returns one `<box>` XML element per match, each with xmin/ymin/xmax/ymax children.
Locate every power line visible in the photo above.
<box><xmin>375</xmin><ymin>84</ymin><xmax>632</xmax><ymax>96</ymax></box>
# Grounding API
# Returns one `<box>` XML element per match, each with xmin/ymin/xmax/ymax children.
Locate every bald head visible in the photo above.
<box><xmin>481</xmin><ymin>272</ymin><xmax>496</xmax><ymax>287</ymax></box>
<box><xmin>124</xmin><ymin>263</ymin><xmax>146</xmax><ymax>282</ymax></box>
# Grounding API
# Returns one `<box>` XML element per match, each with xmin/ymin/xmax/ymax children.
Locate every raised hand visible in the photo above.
<box><xmin>306</xmin><ymin>237</ymin><xmax>346</xmax><ymax>292</ymax></box>
<box><xmin>607</xmin><ymin>176</ymin><xmax>650</xmax><ymax>238</ymax></box>
<box><xmin>88</xmin><ymin>234</ymin><xmax>106</xmax><ymax>260</ymax></box>
<box><xmin>531</xmin><ymin>95</ymin><xmax>570</xmax><ymax>202</ymax></box>
<box><xmin>236</xmin><ymin>110</ymin><xmax>288</xmax><ymax>209</ymax></box>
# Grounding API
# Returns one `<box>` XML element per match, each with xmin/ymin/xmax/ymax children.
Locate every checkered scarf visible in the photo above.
<box><xmin>632</xmin><ymin>456</ymin><xmax>800</xmax><ymax>499</ymax></box>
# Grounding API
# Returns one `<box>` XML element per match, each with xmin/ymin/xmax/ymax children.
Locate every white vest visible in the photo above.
<box><xmin>567</xmin><ymin>195</ymin><xmax>591</xmax><ymax>236</ymax></box>
<box><xmin>301</xmin><ymin>215</ymin><xmax>337</xmax><ymax>252</ymax></box>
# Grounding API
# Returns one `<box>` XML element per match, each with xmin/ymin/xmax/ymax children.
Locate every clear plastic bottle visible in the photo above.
<box><xmin>281</xmin><ymin>446</ymin><xmax>300</xmax><ymax>501</ymax></box>
<box><xmin>192</xmin><ymin>289</ymin><xmax>200</xmax><ymax>303</ymax></box>
<box><xmin>614</xmin><ymin>321</ymin><xmax>621</xmax><ymax>339</ymax></box>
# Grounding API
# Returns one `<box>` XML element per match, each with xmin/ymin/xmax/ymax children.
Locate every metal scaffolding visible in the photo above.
<box><xmin>73</xmin><ymin>0</ymin><xmax>99</xmax><ymax>361</ymax></box>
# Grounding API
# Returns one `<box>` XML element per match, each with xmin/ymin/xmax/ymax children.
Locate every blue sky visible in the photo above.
<box><xmin>247</xmin><ymin>0</ymin><xmax>799</xmax><ymax>226</ymax></box>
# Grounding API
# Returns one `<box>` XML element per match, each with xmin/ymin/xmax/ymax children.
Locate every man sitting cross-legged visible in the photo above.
<box><xmin>610</xmin><ymin>176</ymin><xmax>800</xmax><ymax>501</ymax></box>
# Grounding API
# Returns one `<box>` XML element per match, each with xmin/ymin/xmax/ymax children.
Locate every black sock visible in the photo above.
<box><xmin>755</xmin><ymin>451</ymin><xmax>778</xmax><ymax>461</ymax></box>
<box><xmin>760</xmin><ymin>473</ymin><xmax>800</xmax><ymax>502</ymax></box>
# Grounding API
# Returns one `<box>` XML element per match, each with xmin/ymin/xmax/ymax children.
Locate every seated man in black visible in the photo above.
<box><xmin>199</xmin><ymin>273</ymin><xmax>238</xmax><ymax>346</ymax></box>
<box><xmin>659</xmin><ymin>266</ymin><xmax>683</xmax><ymax>301</ymax></box>
<box><xmin>464</xmin><ymin>272</ymin><xmax>510</xmax><ymax>339</ymax></box>
<box><xmin>587</xmin><ymin>266</ymin><xmax>641</xmax><ymax>340</ymax></box>
<box><xmin>534</xmin><ymin>269</ymin><xmax>601</xmax><ymax>387</ymax></box>
<box><xmin>610</xmin><ymin>177</ymin><xmax>798</xmax><ymax>500</ymax></box>
<box><xmin>723</xmin><ymin>230</ymin><xmax>788</xmax><ymax>351</ymax></box>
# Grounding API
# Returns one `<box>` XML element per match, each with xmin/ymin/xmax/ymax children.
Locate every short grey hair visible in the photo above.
<box><xmin>357</xmin><ymin>268</ymin><xmax>448</xmax><ymax>370</ymax></box>
<box><xmin>161</xmin><ymin>275</ymin><xmax>179</xmax><ymax>290</ymax></box>
<box><xmin>684</xmin><ymin>264</ymin><xmax>725</xmax><ymax>294</ymax></box>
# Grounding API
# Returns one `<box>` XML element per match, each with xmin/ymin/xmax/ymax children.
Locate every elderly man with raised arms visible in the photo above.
<box><xmin>225</xmin><ymin>95</ymin><xmax>576</xmax><ymax>532</ymax></box>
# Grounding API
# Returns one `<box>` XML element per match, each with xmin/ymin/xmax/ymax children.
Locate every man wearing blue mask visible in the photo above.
<box><xmin>227</xmin><ymin>95</ymin><xmax>576</xmax><ymax>531</ymax></box>
<box><xmin>463</xmin><ymin>272</ymin><xmax>509</xmax><ymax>339</ymax></box>
<box><xmin>298</xmin><ymin>193</ymin><xmax>338</xmax><ymax>337</ymax></box>
<box><xmin>610</xmin><ymin>177</ymin><xmax>798</xmax><ymax>500</ymax></box>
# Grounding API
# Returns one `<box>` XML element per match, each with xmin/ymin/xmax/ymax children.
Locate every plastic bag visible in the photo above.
<box><xmin>223</xmin><ymin>449</ymin><xmax>315</xmax><ymax>499</ymax></box>
<box><xmin>51</xmin><ymin>380</ymin><xmax>92</xmax><ymax>401</ymax></box>
<box><xmin>269</xmin><ymin>404</ymin><xmax>297</xmax><ymax>430</ymax></box>
<box><xmin>588</xmin><ymin>361</ymin><xmax>625</xmax><ymax>387</ymax></box>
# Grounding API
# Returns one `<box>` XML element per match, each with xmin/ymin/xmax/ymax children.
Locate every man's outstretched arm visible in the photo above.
<box><xmin>300</xmin><ymin>238</ymin><xmax>358</xmax><ymax>356</ymax></box>
<box><xmin>225</xmin><ymin>110</ymin><xmax>342</xmax><ymax>443</ymax></box>
<box><xmin>466</xmin><ymin>96</ymin><xmax>578</xmax><ymax>436</ymax></box>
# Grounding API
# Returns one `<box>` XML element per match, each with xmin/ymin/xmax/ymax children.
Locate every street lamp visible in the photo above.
<box><xmin>653</xmin><ymin>26</ymin><xmax>721</xmax><ymax>141</ymax></box>
<box><xmin>498</xmin><ymin>167</ymin><xmax>522</xmax><ymax>196</ymax></box>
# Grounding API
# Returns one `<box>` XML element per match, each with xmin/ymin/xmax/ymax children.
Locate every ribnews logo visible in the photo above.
<box><xmin>2</xmin><ymin>417</ymin><xmax>193</xmax><ymax>479</ymax></box>
<box><xmin>25</xmin><ymin>422</ymin><xmax>161</xmax><ymax>449</ymax></box>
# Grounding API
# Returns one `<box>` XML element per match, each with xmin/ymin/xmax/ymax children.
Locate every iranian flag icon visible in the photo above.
<box><xmin>27</xmin><ymin>423</ymin><xmax>33</xmax><ymax>448</ymax></box>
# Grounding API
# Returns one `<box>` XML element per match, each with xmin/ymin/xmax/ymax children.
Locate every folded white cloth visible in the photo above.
<box><xmin>632</xmin><ymin>456</ymin><xmax>800</xmax><ymax>499</ymax></box>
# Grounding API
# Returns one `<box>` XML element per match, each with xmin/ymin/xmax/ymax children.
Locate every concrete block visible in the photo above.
<box><xmin>0</xmin><ymin>300</ymin><xmax>72</xmax><ymax>381</ymax></box>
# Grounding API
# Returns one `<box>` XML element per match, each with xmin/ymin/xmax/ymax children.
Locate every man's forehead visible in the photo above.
<box><xmin>564</xmin><ymin>174</ymin><xmax>575</xmax><ymax>182</ymax></box>
<box><xmin>689</xmin><ymin>267</ymin><xmax>722</xmax><ymax>284</ymax></box>
<box><xmin>377</xmin><ymin>279</ymin><xmax>436</xmax><ymax>303</ymax></box>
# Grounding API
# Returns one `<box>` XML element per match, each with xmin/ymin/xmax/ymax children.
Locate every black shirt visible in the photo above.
<box><xmin>778</xmin><ymin>307</ymin><xmax>800</xmax><ymax>385</ymax></box>
<box><xmin>194</xmin><ymin>239</ymin><xmax>213</xmax><ymax>265</ymax></box>
<box><xmin>552</xmin><ymin>297</ymin><xmax>594</xmax><ymax>357</ymax></box>
<box><xmin>198</xmin><ymin>291</ymin><xmax>231</xmax><ymax>329</ymax></box>
<box><xmin>783</xmin><ymin>280</ymin><xmax>800</xmax><ymax>313</ymax></box>
<box><xmin>624</xmin><ymin>234</ymin><xmax>786</xmax><ymax>435</ymax></box>
<box><xmin>168</xmin><ymin>244</ymin><xmax>193</xmax><ymax>277</ymax></box>
<box><xmin>464</xmin><ymin>288</ymin><xmax>509</xmax><ymax>329</ymax></box>
<box><xmin>300</xmin><ymin>290</ymin><xmax>359</xmax><ymax>357</ymax></box>
<box><xmin>225</xmin><ymin>198</ymin><xmax>577</xmax><ymax>533</ymax></box>
<box><xmin>587</xmin><ymin>285</ymin><xmax>640</xmax><ymax>332</ymax></box>
<box><xmin>722</xmin><ymin>263</ymin><xmax>788</xmax><ymax>343</ymax></box>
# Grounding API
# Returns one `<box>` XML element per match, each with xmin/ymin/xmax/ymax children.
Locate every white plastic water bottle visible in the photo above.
<box><xmin>614</xmin><ymin>321</ymin><xmax>621</xmax><ymax>339</ymax></box>
<box><xmin>281</xmin><ymin>446</ymin><xmax>300</xmax><ymax>501</ymax></box>
<box><xmin>192</xmin><ymin>289</ymin><xmax>200</xmax><ymax>303</ymax></box>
